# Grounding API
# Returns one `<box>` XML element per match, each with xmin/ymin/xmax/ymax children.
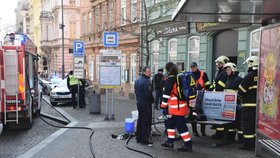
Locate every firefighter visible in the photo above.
<box><xmin>67</xmin><ymin>70</ymin><xmax>80</xmax><ymax>109</ymax></box>
<box><xmin>211</xmin><ymin>55</ymin><xmax>230</xmax><ymax>139</ymax></box>
<box><xmin>223</xmin><ymin>62</ymin><xmax>243</xmax><ymax>142</ymax></box>
<box><xmin>238</xmin><ymin>56</ymin><xmax>259</xmax><ymax>151</ymax></box>
<box><xmin>161</xmin><ymin>62</ymin><xmax>192</xmax><ymax>152</ymax></box>
<box><xmin>189</xmin><ymin>62</ymin><xmax>211</xmax><ymax>137</ymax></box>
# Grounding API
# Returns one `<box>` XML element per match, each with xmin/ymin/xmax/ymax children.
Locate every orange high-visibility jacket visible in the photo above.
<box><xmin>161</xmin><ymin>76</ymin><xmax>189</xmax><ymax>116</ymax></box>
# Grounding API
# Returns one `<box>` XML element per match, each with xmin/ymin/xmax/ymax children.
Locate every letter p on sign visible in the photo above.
<box><xmin>73</xmin><ymin>41</ymin><xmax>84</xmax><ymax>57</ymax></box>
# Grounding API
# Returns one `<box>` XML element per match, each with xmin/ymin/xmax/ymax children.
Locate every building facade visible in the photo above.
<box><xmin>145</xmin><ymin>1</ymin><xmax>261</xmax><ymax>81</ymax></box>
<box><xmin>28</xmin><ymin>0</ymin><xmax>43</xmax><ymax>72</ymax></box>
<box><xmin>40</xmin><ymin>0</ymin><xmax>81</xmax><ymax>77</ymax></box>
<box><xmin>15</xmin><ymin>0</ymin><xmax>30</xmax><ymax>36</ymax></box>
<box><xmin>80</xmin><ymin>0</ymin><xmax>140</xmax><ymax>97</ymax></box>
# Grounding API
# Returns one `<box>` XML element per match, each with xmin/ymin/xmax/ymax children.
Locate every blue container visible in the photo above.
<box><xmin>125</xmin><ymin>118</ymin><xmax>135</xmax><ymax>133</ymax></box>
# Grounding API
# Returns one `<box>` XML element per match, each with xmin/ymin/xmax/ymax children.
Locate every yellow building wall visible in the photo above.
<box><xmin>29</xmin><ymin>0</ymin><xmax>42</xmax><ymax>71</ymax></box>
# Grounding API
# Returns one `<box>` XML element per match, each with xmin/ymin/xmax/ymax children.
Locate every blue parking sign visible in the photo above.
<box><xmin>74</xmin><ymin>41</ymin><xmax>84</xmax><ymax>56</ymax></box>
<box><xmin>103</xmin><ymin>32</ymin><xmax>118</xmax><ymax>47</ymax></box>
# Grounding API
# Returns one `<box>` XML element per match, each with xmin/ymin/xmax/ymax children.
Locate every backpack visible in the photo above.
<box><xmin>176</xmin><ymin>71</ymin><xmax>197</xmax><ymax>101</ymax></box>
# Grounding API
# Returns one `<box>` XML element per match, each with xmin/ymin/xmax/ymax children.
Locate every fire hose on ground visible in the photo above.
<box><xmin>40</xmin><ymin>97</ymin><xmax>96</xmax><ymax>158</ymax></box>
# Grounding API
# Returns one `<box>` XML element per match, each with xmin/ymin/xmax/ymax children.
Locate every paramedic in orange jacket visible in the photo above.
<box><xmin>161</xmin><ymin>62</ymin><xmax>192</xmax><ymax>152</ymax></box>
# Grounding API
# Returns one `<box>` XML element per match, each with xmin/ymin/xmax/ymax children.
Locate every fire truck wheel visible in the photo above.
<box><xmin>51</xmin><ymin>101</ymin><xmax>57</xmax><ymax>106</ymax></box>
<box><xmin>33</xmin><ymin>106</ymin><xmax>40</xmax><ymax>118</ymax></box>
<box><xmin>21</xmin><ymin>117</ymin><xmax>33</xmax><ymax>129</ymax></box>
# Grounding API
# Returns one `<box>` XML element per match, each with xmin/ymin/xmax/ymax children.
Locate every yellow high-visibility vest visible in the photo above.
<box><xmin>69</xmin><ymin>75</ymin><xmax>78</xmax><ymax>86</ymax></box>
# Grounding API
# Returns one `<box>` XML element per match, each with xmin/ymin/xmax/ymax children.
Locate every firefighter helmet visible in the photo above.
<box><xmin>243</xmin><ymin>56</ymin><xmax>259</xmax><ymax>68</ymax></box>
<box><xmin>224</xmin><ymin>62</ymin><xmax>238</xmax><ymax>72</ymax></box>
<box><xmin>215</xmin><ymin>55</ymin><xmax>229</xmax><ymax>65</ymax></box>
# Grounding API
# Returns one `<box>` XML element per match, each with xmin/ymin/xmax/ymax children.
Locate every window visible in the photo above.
<box><xmin>109</xmin><ymin>3</ymin><xmax>114</xmax><ymax>29</ymax></box>
<box><xmin>250</xmin><ymin>29</ymin><xmax>261</xmax><ymax>56</ymax></box>
<box><xmin>152</xmin><ymin>41</ymin><xmax>159</xmax><ymax>74</ymax></box>
<box><xmin>88</xmin><ymin>12</ymin><xmax>92</xmax><ymax>33</ymax></box>
<box><xmin>130</xmin><ymin>54</ymin><xmax>137</xmax><ymax>83</ymax></box>
<box><xmin>69</xmin><ymin>0</ymin><xmax>75</xmax><ymax>6</ymax></box>
<box><xmin>96</xmin><ymin>55</ymin><xmax>100</xmax><ymax>79</ymax></box>
<box><xmin>121</xmin><ymin>54</ymin><xmax>126</xmax><ymax>82</ymax></box>
<box><xmin>168</xmin><ymin>38</ymin><xmax>177</xmax><ymax>63</ymax></box>
<box><xmin>69</xmin><ymin>21</ymin><xmax>76</xmax><ymax>38</ymax></box>
<box><xmin>83</xmin><ymin>14</ymin><xmax>86</xmax><ymax>35</ymax></box>
<box><xmin>188</xmin><ymin>36</ymin><xmax>200</xmax><ymax>66</ymax></box>
<box><xmin>102</xmin><ymin>5</ymin><xmax>106</xmax><ymax>30</ymax></box>
<box><xmin>88</xmin><ymin>55</ymin><xmax>94</xmax><ymax>80</ymax></box>
<box><xmin>121</xmin><ymin>0</ymin><xmax>126</xmax><ymax>25</ymax></box>
<box><xmin>131</xmin><ymin>0</ymin><xmax>137</xmax><ymax>23</ymax></box>
<box><xmin>95</xmin><ymin>8</ymin><xmax>99</xmax><ymax>32</ymax></box>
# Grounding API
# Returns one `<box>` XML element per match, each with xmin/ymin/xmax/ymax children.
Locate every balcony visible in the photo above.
<box><xmin>40</xmin><ymin>11</ymin><xmax>52</xmax><ymax>19</ymax></box>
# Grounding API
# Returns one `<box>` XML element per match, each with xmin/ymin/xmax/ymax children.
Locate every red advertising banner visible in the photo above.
<box><xmin>257</xmin><ymin>24</ymin><xmax>280</xmax><ymax>140</ymax></box>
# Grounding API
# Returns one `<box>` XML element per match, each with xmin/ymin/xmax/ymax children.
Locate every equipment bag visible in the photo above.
<box><xmin>176</xmin><ymin>71</ymin><xmax>197</xmax><ymax>101</ymax></box>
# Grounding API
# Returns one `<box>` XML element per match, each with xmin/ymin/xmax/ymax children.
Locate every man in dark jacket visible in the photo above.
<box><xmin>153</xmin><ymin>68</ymin><xmax>164</xmax><ymax>110</ymax></box>
<box><xmin>135</xmin><ymin>67</ymin><xmax>154</xmax><ymax>146</ymax></box>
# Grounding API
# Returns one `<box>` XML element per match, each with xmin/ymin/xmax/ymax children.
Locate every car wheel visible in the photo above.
<box><xmin>51</xmin><ymin>101</ymin><xmax>57</xmax><ymax>106</ymax></box>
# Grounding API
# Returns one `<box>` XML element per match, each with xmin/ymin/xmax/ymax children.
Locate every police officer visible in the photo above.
<box><xmin>134</xmin><ymin>67</ymin><xmax>154</xmax><ymax>146</ymax></box>
<box><xmin>211</xmin><ymin>55</ymin><xmax>230</xmax><ymax>139</ymax></box>
<box><xmin>79</xmin><ymin>79</ymin><xmax>86</xmax><ymax>108</ymax></box>
<box><xmin>67</xmin><ymin>70</ymin><xmax>79</xmax><ymax>109</ymax></box>
<box><xmin>224</xmin><ymin>62</ymin><xmax>243</xmax><ymax>142</ymax></box>
<box><xmin>238</xmin><ymin>56</ymin><xmax>259</xmax><ymax>150</ymax></box>
<box><xmin>189</xmin><ymin>62</ymin><xmax>211</xmax><ymax>137</ymax></box>
<box><xmin>161</xmin><ymin>62</ymin><xmax>192</xmax><ymax>152</ymax></box>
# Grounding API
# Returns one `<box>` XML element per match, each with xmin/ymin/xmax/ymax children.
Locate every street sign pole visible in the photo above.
<box><xmin>110</xmin><ymin>89</ymin><xmax>115</xmax><ymax>120</ymax></box>
<box><xmin>104</xmin><ymin>89</ymin><xmax>109</xmax><ymax>120</ymax></box>
<box><xmin>61</xmin><ymin>0</ymin><xmax>65</xmax><ymax>79</ymax></box>
<box><xmin>102</xmin><ymin>32</ymin><xmax>119</xmax><ymax>121</ymax></box>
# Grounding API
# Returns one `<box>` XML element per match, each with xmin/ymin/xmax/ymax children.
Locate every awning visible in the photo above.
<box><xmin>172</xmin><ymin>0</ymin><xmax>280</xmax><ymax>24</ymax></box>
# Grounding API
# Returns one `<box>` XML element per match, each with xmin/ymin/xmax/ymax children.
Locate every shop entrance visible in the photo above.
<box><xmin>213</xmin><ymin>30</ymin><xmax>238</xmax><ymax>79</ymax></box>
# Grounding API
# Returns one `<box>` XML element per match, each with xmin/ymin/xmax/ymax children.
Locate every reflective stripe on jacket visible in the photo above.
<box><xmin>69</xmin><ymin>75</ymin><xmax>79</xmax><ymax>86</ymax></box>
<box><xmin>161</xmin><ymin>78</ymin><xmax>188</xmax><ymax>116</ymax></box>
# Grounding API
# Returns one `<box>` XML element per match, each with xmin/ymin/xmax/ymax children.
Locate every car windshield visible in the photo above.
<box><xmin>51</xmin><ymin>78</ymin><xmax>62</xmax><ymax>85</ymax></box>
<box><xmin>58</xmin><ymin>79</ymin><xmax>67</xmax><ymax>87</ymax></box>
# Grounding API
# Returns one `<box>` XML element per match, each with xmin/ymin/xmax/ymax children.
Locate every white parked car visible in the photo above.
<box><xmin>50</xmin><ymin>79</ymin><xmax>71</xmax><ymax>106</ymax></box>
<box><xmin>50</xmin><ymin>78</ymin><xmax>94</xmax><ymax>106</ymax></box>
<box><xmin>50</xmin><ymin>78</ymin><xmax>62</xmax><ymax>90</ymax></box>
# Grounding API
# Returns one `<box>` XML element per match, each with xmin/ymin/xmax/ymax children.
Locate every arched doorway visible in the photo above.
<box><xmin>213</xmin><ymin>30</ymin><xmax>238</xmax><ymax>78</ymax></box>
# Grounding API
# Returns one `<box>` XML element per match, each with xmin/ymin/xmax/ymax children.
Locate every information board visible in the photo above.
<box><xmin>99</xmin><ymin>49</ymin><xmax>122</xmax><ymax>88</ymax></box>
<box><xmin>73</xmin><ymin>57</ymin><xmax>84</xmax><ymax>79</ymax></box>
<box><xmin>257</xmin><ymin>24</ymin><xmax>280</xmax><ymax>140</ymax></box>
<box><xmin>99</xmin><ymin>66</ymin><xmax>121</xmax><ymax>88</ymax></box>
<box><xmin>202</xmin><ymin>91</ymin><xmax>237</xmax><ymax>121</ymax></box>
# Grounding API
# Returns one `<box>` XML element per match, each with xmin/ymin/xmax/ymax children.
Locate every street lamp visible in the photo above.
<box><xmin>60</xmin><ymin>0</ymin><xmax>65</xmax><ymax>79</ymax></box>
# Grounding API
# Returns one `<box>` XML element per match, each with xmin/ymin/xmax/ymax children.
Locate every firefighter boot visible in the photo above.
<box><xmin>177</xmin><ymin>144</ymin><xmax>192</xmax><ymax>152</ymax></box>
<box><xmin>161</xmin><ymin>142</ymin><xmax>174</xmax><ymax>149</ymax></box>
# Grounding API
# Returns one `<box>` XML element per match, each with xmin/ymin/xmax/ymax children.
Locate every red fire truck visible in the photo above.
<box><xmin>0</xmin><ymin>33</ymin><xmax>41</xmax><ymax>134</ymax></box>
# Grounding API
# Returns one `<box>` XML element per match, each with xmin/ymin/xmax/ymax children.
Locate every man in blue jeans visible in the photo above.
<box><xmin>134</xmin><ymin>67</ymin><xmax>154</xmax><ymax>146</ymax></box>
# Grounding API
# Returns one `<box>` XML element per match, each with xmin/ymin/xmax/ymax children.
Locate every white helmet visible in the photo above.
<box><xmin>224</xmin><ymin>62</ymin><xmax>238</xmax><ymax>72</ymax></box>
<box><xmin>215</xmin><ymin>55</ymin><xmax>230</xmax><ymax>65</ymax></box>
<box><xmin>244</xmin><ymin>56</ymin><xmax>259</xmax><ymax>68</ymax></box>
